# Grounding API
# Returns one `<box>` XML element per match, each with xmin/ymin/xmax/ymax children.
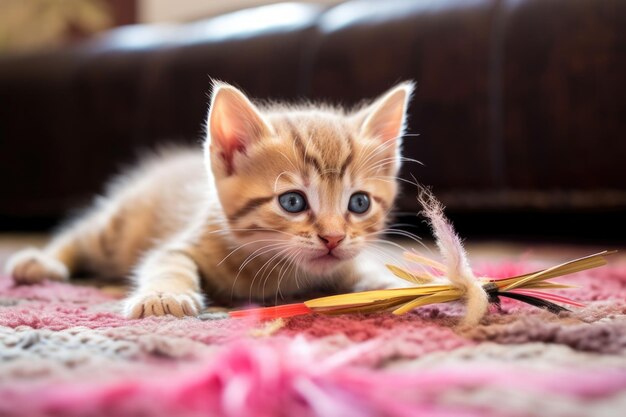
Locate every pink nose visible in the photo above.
<box><xmin>318</xmin><ymin>234</ymin><xmax>345</xmax><ymax>250</ymax></box>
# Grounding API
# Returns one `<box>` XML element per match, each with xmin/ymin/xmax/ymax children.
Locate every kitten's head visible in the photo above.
<box><xmin>205</xmin><ymin>81</ymin><xmax>414</xmax><ymax>275</ymax></box>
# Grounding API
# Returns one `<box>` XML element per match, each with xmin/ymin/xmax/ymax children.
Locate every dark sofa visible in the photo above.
<box><xmin>1</xmin><ymin>0</ymin><xmax>625</xmax><ymax>238</ymax></box>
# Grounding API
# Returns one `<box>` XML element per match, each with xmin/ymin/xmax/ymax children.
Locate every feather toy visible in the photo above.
<box><xmin>230</xmin><ymin>191</ymin><xmax>615</xmax><ymax>325</ymax></box>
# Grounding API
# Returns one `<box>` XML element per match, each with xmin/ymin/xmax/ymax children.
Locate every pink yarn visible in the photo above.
<box><xmin>1</xmin><ymin>259</ymin><xmax>626</xmax><ymax>417</ymax></box>
<box><xmin>3</xmin><ymin>339</ymin><xmax>626</xmax><ymax>417</ymax></box>
<box><xmin>0</xmin><ymin>302</ymin><xmax>131</xmax><ymax>330</ymax></box>
<box><xmin>279</xmin><ymin>311</ymin><xmax>474</xmax><ymax>366</ymax></box>
<box><xmin>0</xmin><ymin>276</ymin><xmax>116</xmax><ymax>303</ymax></box>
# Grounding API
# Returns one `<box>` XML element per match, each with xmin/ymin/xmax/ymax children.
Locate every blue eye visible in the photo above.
<box><xmin>348</xmin><ymin>192</ymin><xmax>370</xmax><ymax>214</ymax></box>
<box><xmin>278</xmin><ymin>192</ymin><xmax>307</xmax><ymax>213</ymax></box>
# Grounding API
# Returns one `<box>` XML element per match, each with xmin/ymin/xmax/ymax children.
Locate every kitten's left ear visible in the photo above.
<box><xmin>206</xmin><ymin>81</ymin><xmax>273</xmax><ymax>176</ymax></box>
<box><xmin>358</xmin><ymin>81</ymin><xmax>415</xmax><ymax>143</ymax></box>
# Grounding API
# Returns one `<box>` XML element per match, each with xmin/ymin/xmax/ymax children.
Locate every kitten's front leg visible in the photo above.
<box><xmin>124</xmin><ymin>248</ymin><xmax>205</xmax><ymax>318</ymax></box>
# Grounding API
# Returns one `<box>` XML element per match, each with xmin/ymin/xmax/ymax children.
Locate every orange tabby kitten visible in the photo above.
<box><xmin>5</xmin><ymin>81</ymin><xmax>414</xmax><ymax>318</ymax></box>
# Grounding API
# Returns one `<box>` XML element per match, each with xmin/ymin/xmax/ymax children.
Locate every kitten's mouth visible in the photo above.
<box><xmin>313</xmin><ymin>253</ymin><xmax>340</xmax><ymax>262</ymax></box>
<box><xmin>311</xmin><ymin>249</ymin><xmax>355</xmax><ymax>264</ymax></box>
<box><xmin>305</xmin><ymin>248</ymin><xmax>357</xmax><ymax>272</ymax></box>
<box><xmin>304</xmin><ymin>243</ymin><xmax>359</xmax><ymax>265</ymax></box>
<box><xmin>308</xmin><ymin>254</ymin><xmax>343</xmax><ymax>270</ymax></box>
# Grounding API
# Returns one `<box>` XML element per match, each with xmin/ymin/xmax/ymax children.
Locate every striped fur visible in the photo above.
<box><xmin>5</xmin><ymin>81</ymin><xmax>415</xmax><ymax>318</ymax></box>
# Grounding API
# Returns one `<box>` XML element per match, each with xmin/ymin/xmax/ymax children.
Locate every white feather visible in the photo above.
<box><xmin>418</xmin><ymin>189</ymin><xmax>488</xmax><ymax>326</ymax></box>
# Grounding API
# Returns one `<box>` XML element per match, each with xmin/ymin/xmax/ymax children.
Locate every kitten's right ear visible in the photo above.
<box><xmin>206</xmin><ymin>82</ymin><xmax>272</xmax><ymax>176</ymax></box>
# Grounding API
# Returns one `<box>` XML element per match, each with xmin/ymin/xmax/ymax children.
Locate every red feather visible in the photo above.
<box><xmin>229</xmin><ymin>303</ymin><xmax>312</xmax><ymax>320</ymax></box>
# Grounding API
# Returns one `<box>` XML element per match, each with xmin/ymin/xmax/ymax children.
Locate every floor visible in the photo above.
<box><xmin>2</xmin><ymin>235</ymin><xmax>624</xmax><ymax>417</ymax></box>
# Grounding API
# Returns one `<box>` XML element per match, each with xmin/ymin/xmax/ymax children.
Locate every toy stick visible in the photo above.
<box><xmin>230</xmin><ymin>190</ymin><xmax>616</xmax><ymax>323</ymax></box>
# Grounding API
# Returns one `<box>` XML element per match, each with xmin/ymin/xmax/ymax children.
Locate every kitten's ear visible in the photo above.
<box><xmin>207</xmin><ymin>82</ymin><xmax>272</xmax><ymax>175</ymax></box>
<box><xmin>358</xmin><ymin>81</ymin><xmax>414</xmax><ymax>143</ymax></box>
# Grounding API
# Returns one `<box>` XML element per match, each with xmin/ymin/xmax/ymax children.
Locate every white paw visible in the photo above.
<box><xmin>5</xmin><ymin>248</ymin><xmax>69</xmax><ymax>285</ymax></box>
<box><xmin>123</xmin><ymin>290</ymin><xmax>204</xmax><ymax>319</ymax></box>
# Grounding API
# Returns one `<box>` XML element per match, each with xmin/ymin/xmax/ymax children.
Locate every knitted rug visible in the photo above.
<box><xmin>1</xmin><ymin>259</ymin><xmax>625</xmax><ymax>417</ymax></box>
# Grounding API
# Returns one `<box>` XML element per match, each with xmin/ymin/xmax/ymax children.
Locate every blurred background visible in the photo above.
<box><xmin>0</xmin><ymin>0</ymin><xmax>625</xmax><ymax>244</ymax></box>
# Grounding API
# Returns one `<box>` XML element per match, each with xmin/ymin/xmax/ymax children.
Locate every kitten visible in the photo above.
<box><xmin>5</xmin><ymin>81</ymin><xmax>414</xmax><ymax>318</ymax></box>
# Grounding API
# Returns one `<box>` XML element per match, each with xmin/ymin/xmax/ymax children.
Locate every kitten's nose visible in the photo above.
<box><xmin>318</xmin><ymin>234</ymin><xmax>345</xmax><ymax>250</ymax></box>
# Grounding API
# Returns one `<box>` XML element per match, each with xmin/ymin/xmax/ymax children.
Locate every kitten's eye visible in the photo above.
<box><xmin>348</xmin><ymin>192</ymin><xmax>370</xmax><ymax>214</ymax></box>
<box><xmin>278</xmin><ymin>192</ymin><xmax>308</xmax><ymax>213</ymax></box>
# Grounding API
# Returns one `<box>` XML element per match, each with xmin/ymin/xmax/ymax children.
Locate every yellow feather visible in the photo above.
<box><xmin>403</xmin><ymin>251</ymin><xmax>447</xmax><ymax>273</ymax></box>
<box><xmin>385</xmin><ymin>264</ymin><xmax>434</xmax><ymax>284</ymax></box>
<box><xmin>392</xmin><ymin>289</ymin><xmax>462</xmax><ymax>315</ymax></box>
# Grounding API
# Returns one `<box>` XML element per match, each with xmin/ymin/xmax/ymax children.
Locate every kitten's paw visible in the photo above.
<box><xmin>123</xmin><ymin>290</ymin><xmax>204</xmax><ymax>319</ymax></box>
<box><xmin>5</xmin><ymin>248</ymin><xmax>69</xmax><ymax>285</ymax></box>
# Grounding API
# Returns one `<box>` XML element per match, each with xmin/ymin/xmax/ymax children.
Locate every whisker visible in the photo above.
<box><xmin>352</xmin><ymin>139</ymin><xmax>397</xmax><ymax>175</ymax></box>
<box><xmin>364</xmin><ymin>238</ymin><xmax>411</xmax><ymax>255</ymax></box>
<box><xmin>239</xmin><ymin>242</ymin><xmax>290</xmax><ymax>271</ymax></box>
<box><xmin>251</xmin><ymin>247</ymin><xmax>291</xmax><ymax>303</ymax></box>
<box><xmin>386</xmin><ymin>212</ymin><xmax>423</xmax><ymax>218</ymax></box>
<box><xmin>352</xmin><ymin>130</ymin><xmax>414</xmax><ymax>174</ymax></box>
<box><xmin>262</xmin><ymin>248</ymin><xmax>294</xmax><ymax>302</ymax></box>
<box><xmin>294</xmin><ymin>250</ymin><xmax>310</xmax><ymax>287</ymax></box>
<box><xmin>363</xmin><ymin>249</ymin><xmax>397</xmax><ymax>271</ymax></box>
<box><xmin>378</xmin><ymin>228</ymin><xmax>423</xmax><ymax>245</ymax></box>
<box><xmin>229</xmin><ymin>242</ymin><xmax>290</xmax><ymax>300</ymax></box>
<box><xmin>368</xmin><ymin>237</ymin><xmax>434</xmax><ymax>272</ymax></box>
<box><xmin>273</xmin><ymin>171</ymin><xmax>291</xmax><ymax>193</ymax></box>
<box><xmin>290</xmin><ymin>252</ymin><xmax>305</xmax><ymax>290</ymax></box>
<box><xmin>218</xmin><ymin>239</ymin><xmax>286</xmax><ymax>266</ymax></box>
<box><xmin>370</xmin><ymin>176</ymin><xmax>421</xmax><ymax>189</ymax></box>
<box><xmin>276</xmin><ymin>248</ymin><xmax>303</xmax><ymax>303</ymax></box>
<box><xmin>276</xmin><ymin>150</ymin><xmax>299</xmax><ymax>172</ymax></box>
<box><xmin>350</xmin><ymin>139</ymin><xmax>392</xmax><ymax>175</ymax></box>
<box><xmin>361</xmin><ymin>245</ymin><xmax>410</xmax><ymax>276</ymax></box>
<box><xmin>247</xmin><ymin>248</ymin><xmax>285</xmax><ymax>302</ymax></box>
<box><xmin>365</xmin><ymin>243</ymin><xmax>414</xmax><ymax>273</ymax></box>
<box><xmin>368</xmin><ymin>157</ymin><xmax>423</xmax><ymax>174</ymax></box>
<box><xmin>291</xmin><ymin>137</ymin><xmax>307</xmax><ymax>176</ymax></box>
<box><xmin>370</xmin><ymin>156</ymin><xmax>424</xmax><ymax>167</ymax></box>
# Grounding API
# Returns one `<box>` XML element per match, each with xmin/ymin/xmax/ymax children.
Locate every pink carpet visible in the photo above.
<box><xmin>1</xmin><ymin>260</ymin><xmax>625</xmax><ymax>417</ymax></box>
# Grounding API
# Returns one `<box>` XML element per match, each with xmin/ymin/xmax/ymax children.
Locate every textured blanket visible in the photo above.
<box><xmin>0</xmin><ymin>260</ymin><xmax>625</xmax><ymax>417</ymax></box>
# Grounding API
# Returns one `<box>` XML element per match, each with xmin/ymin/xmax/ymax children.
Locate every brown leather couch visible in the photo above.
<box><xmin>1</xmin><ymin>0</ymin><xmax>625</xmax><ymax>237</ymax></box>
